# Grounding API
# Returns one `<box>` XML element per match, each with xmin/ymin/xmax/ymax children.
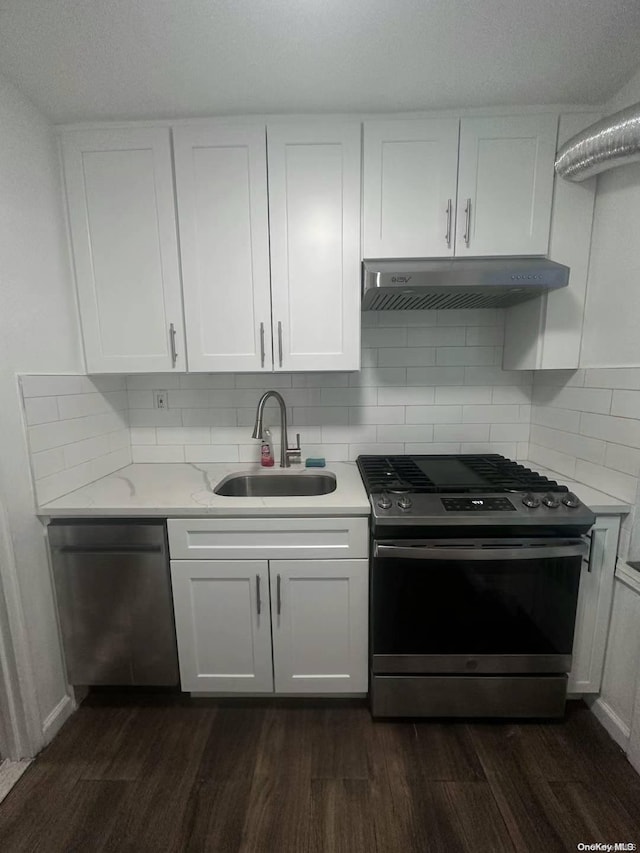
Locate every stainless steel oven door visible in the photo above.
<box><xmin>371</xmin><ymin>538</ymin><xmax>586</xmax><ymax>676</ymax></box>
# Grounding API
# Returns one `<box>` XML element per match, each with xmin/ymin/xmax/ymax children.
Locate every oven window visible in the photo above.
<box><xmin>372</xmin><ymin>550</ymin><xmax>582</xmax><ymax>657</ymax></box>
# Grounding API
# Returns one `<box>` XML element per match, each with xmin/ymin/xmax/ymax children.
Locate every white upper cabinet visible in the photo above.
<box><xmin>456</xmin><ymin>114</ymin><xmax>558</xmax><ymax>257</ymax></box>
<box><xmin>61</xmin><ymin>112</ymin><xmax>566</xmax><ymax>375</ymax></box>
<box><xmin>61</xmin><ymin>128</ymin><xmax>185</xmax><ymax>373</ymax></box>
<box><xmin>363</xmin><ymin>119</ymin><xmax>460</xmax><ymax>258</ymax></box>
<box><xmin>62</xmin><ymin>121</ymin><xmax>362</xmax><ymax>375</ymax></box>
<box><xmin>267</xmin><ymin>122</ymin><xmax>361</xmax><ymax>372</ymax></box>
<box><xmin>363</xmin><ymin>113</ymin><xmax>559</xmax><ymax>260</ymax></box>
<box><xmin>173</xmin><ymin>124</ymin><xmax>272</xmax><ymax>372</ymax></box>
<box><xmin>503</xmin><ymin>113</ymin><xmax>599</xmax><ymax>371</ymax></box>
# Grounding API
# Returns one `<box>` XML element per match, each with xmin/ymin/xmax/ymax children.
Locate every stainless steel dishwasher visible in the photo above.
<box><xmin>48</xmin><ymin>520</ymin><xmax>179</xmax><ymax>686</ymax></box>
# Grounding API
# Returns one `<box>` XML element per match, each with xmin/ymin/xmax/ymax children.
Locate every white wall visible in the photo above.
<box><xmin>580</xmin><ymin>68</ymin><xmax>640</xmax><ymax>367</ymax></box>
<box><xmin>0</xmin><ymin>72</ymin><xmax>83</xmax><ymax>751</ymax></box>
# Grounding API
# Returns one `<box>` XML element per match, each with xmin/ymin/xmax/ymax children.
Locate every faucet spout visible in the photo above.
<box><xmin>251</xmin><ymin>391</ymin><xmax>301</xmax><ymax>468</ymax></box>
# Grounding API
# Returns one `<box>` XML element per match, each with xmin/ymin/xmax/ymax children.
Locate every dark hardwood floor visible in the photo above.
<box><xmin>0</xmin><ymin>694</ymin><xmax>639</xmax><ymax>852</ymax></box>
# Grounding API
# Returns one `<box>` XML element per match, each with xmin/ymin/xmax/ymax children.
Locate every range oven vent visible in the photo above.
<box><xmin>362</xmin><ymin>258</ymin><xmax>569</xmax><ymax>311</ymax></box>
<box><xmin>364</xmin><ymin>289</ymin><xmax>533</xmax><ymax>311</ymax></box>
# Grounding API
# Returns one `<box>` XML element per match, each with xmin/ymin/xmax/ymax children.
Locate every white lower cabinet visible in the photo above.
<box><xmin>170</xmin><ymin>559</ymin><xmax>273</xmax><ymax>693</ymax></box>
<box><xmin>270</xmin><ymin>560</ymin><xmax>368</xmax><ymax>693</ymax></box>
<box><xmin>168</xmin><ymin>517</ymin><xmax>369</xmax><ymax>696</ymax></box>
<box><xmin>171</xmin><ymin>557</ymin><xmax>368</xmax><ymax>695</ymax></box>
<box><xmin>568</xmin><ymin>515</ymin><xmax>620</xmax><ymax>694</ymax></box>
<box><xmin>592</xmin><ymin>567</ymin><xmax>640</xmax><ymax>754</ymax></box>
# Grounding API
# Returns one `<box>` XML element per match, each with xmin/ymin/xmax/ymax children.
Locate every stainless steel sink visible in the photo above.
<box><xmin>214</xmin><ymin>472</ymin><xmax>337</xmax><ymax>498</ymax></box>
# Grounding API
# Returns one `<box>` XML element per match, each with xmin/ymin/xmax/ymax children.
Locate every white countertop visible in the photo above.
<box><xmin>520</xmin><ymin>460</ymin><xmax>631</xmax><ymax>516</ymax></box>
<box><xmin>36</xmin><ymin>457</ymin><xmax>630</xmax><ymax>520</ymax></box>
<box><xmin>37</xmin><ymin>462</ymin><xmax>371</xmax><ymax>518</ymax></box>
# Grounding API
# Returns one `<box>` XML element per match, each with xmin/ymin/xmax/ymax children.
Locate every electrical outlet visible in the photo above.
<box><xmin>153</xmin><ymin>390</ymin><xmax>168</xmax><ymax>410</ymax></box>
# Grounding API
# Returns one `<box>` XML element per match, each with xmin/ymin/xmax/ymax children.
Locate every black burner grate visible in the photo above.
<box><xmin>356</xmin><ymin>454</ymin><xmax>567</xmax><ymax>495</ymax></box>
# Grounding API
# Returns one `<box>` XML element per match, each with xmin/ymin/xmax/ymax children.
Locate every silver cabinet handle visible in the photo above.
<box><xmin>256</xmin><ymin>574</ymin><xmax>261</xmax><ymax>615</ymax></box>
<box><xmin>463</xmin><ymin>198</ymin><xmax>472</xmax><ymax>247</ymax></box>
<box><xmin>583</xmin><ymin>532</ymin><xmax>595</xmax><ymax>573</ymax></box>
<box><xmin>445</xmin><ymin>198</ymin><xmax>452</xmax><ymax>248</ymax></box>
<box><xmin>169</xmin><ymin>323</ymin><xmax>178</xmax><ymax>367</ymax></box>
<box><xmin>276</xmin><ymin>573</ymin><xmax>282</xmax><ymax>615</ymax></box>
<box><xmin>259</xmin><ymin>322</ymin><xmax>265</xmax><ymax>368</ymax></box>
<box><xmin>277</xmin><ymin>321</ymin><xmax>283</xmax><ymax>368</ymax></box>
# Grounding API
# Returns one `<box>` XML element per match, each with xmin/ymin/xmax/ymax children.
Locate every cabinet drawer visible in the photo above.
<box><xmin>167</xmin><ymin>517</ymin><xmax>368</xmax><ymax>560</ymax></box>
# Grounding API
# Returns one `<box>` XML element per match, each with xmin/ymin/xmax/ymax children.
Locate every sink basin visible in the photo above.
<box><xmin>214</xmin><ymin>472</ymin><xmax>337</xmax><ymax>498</ymax></box>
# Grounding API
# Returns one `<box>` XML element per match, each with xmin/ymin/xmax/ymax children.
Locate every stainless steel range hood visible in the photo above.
<box><xmin>362</xmin><ymin>258</ymin><xmax>569</xmax><ymax>311</ymax></box>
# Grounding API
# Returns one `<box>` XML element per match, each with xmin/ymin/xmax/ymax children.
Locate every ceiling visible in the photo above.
<box><xmin>1</xmin><ymin>0</ymin><xmax>640</xmax><ymax>124</ymax></box>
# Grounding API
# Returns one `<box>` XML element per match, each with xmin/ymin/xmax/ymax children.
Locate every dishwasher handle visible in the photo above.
<box><xmin>54</xmin><ymin>545</ymin><xmax>163</xmax><ymax>556</ymax></box>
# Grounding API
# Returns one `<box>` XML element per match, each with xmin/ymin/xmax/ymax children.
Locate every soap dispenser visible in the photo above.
<box><xmin>260</xmin><ymin>427</ymin><xmax>275</xmax><ymax>467</ymax></box>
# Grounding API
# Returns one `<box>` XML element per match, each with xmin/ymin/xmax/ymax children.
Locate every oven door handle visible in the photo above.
<box><xmin>374</xmin><ymin>541</ymin><xmax>587</xmax><ymax>561</ymax></box>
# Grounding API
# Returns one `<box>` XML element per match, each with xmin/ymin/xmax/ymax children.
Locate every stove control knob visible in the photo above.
<box><xmin>562</xmin><ymin>492</ymin><xmax>581</xmax><ymax>508</ymax></box>
<box><xmin>377</xmin><ymin>493</ymin><xmax>392</xmax><ymax>510</ymax></box>
<box><xmin>397</xmin><ymin>495</ymin><xmax>413</xmax><ymax>511</ymax></box>
<box><xmin>542</xmin><ymin>493</ymin><xmax>561</xmax><ymax>509</ymax></box>
<box><xmin>522</xmin><ymin>493</ymin><xmax>540</xmax><ymax>508</ymax></box>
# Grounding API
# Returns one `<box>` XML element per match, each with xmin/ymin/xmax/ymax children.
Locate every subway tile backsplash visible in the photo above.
<box><xmin>20</xmin><ymin>312</ymin><xmax>640</xmax><ymax>531</ymax></box>
<box><xmin>20</xmin><ymin>374</ymin><xmax>131</xmax><ymax>504</ymax></box>
<box><xmin>124</xmin><ymin>311</ymin><xmax>531</xmax><ymax>465</ymax></box>
<box><xmin>19</xmin><ymin>310</ymin><xmax>533</xmax><ymax>503</ymax></box>
<box><xmin>529</xmin><ymin>367</ymin><xmax>640</xmax><ymax>559</ymax></box>
<box><xmin>529</xmin><ymin>369</ymin><xmax>640</xmax><ymax>497</ymax></box>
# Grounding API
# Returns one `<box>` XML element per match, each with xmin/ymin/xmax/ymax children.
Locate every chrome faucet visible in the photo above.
<box><xmin>251</xmin><ymin>391</ymin><xmax>301</xmax><ymax>468</ymax></box>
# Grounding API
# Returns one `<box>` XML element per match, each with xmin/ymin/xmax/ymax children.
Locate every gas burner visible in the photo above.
<box><xmin>356</xmin><ymin>453</ymin><xmax>595</xmax><ymax>535</ymax></box>
<box><xmin>357</xmin><ymin>453</ymin><xmax>569</xmax><ymax>495</ymax></box>
<box><xmin>383</xmin><ymin>479</ymin><xmax>412</xmax><ymax>494</ymax></box>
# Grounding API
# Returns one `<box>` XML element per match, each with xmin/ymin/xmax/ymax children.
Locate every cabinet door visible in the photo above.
<box><xmin>456</xmin><ymin>115</ymin><xmax>558</xmax><ymax>257</ymax></box>
<box><xmin>173</xmin><ymin>124</ymin><xmax>272</xmax><ymax>372</ymax></box>
<box><xmin>270</xmin><ymin>559</ymin><xmax>368</xmax><ymax>693</ymax></box>
<box><xmin>363</xmin><ymin>119</ymin><xmax>460</xmax><ymax>258</ymax></box>
<box><xmin>629</xmin><ymin>638</ymin><xmax>640</xmax><ymax>774</ymax></box>
<box><xmin>61</xmin><ymin>128</ymin><xmax>185</xmax><ymax>373</ymax></box>
<box><xmin>170</xmin><ymin>560</ymin><xmax>273</xmax><ymax>693</ymax></box>
<box><xmin>503</xmin><ymin>113</ymin><xmax>599</xmax><ymax>371</ymax></box>
<box><xmin>568</xmin><ymin>517</ymin><xmax>619</xmax><ymax>694</ymax></box>
<box><xmin>267</xmin><ymin>122</ymin><xmax>361</xmax><ymax>372</ymax></box>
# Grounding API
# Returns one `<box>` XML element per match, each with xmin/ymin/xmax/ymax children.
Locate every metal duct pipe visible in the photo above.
<box><xmin>555</xmin><ymin>101</ymin><xmax>640</xmax><ymax>182</ymax></box>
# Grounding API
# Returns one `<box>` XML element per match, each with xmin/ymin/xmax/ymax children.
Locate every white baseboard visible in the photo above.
<box><xmin>0</xmin><ymin>759</ymin><xmax>31</xmax><ymax>803</ymax></box>
<box><xmin>41</xmin><ymin>693</ymin><xmax>76</xmax><ymax>746</ymax></box>
<box><xmin>589</xmin><ymin>696</ymin><xmax>631</xmax><ymax>751</ymax></box>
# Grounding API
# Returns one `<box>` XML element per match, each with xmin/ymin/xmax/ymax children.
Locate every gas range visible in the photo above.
<box><xmin>360</xmin><ymin>454</ymin><xmax>596</xmax><ymax>719</ymax></box>
<box><xmin>356</xmin><ymin>454</ymin><xmax>595</xmax><ymax>535</ymax></box>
